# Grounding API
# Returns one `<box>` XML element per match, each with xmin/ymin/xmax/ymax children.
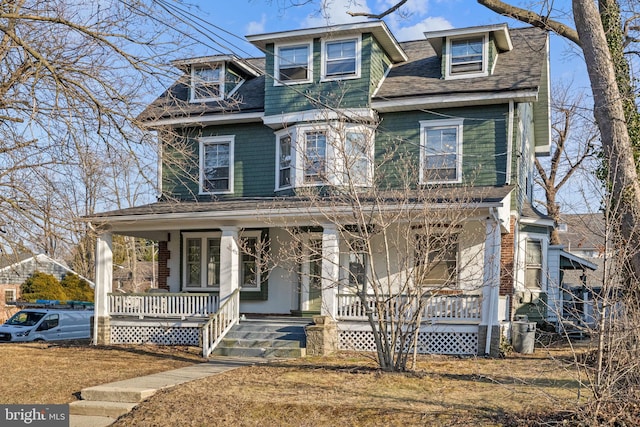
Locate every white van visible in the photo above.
<box><xmin>0</xmin><ymin>309</ymin><xmax>93</xmax><ymax>342</ymax></box>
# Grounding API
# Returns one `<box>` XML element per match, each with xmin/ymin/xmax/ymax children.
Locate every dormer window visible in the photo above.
<box><xmin>276</xmin><ymin>43</ymin><xmax>312</xmax><ymax>84</ymax></box>
<box><xmin>191</xmin><ymin>64</ymin><xmax>224</xmax><ymax>102</ymax></box>
<box><xmin>322</xmin><ymin>37</ymin><xmax>360</xmax><ymax>80</ymax></box>
<box><xmin>446</xmin><ymin>35</ymin><xmax>488</xmax><ymax>79</ymax></box>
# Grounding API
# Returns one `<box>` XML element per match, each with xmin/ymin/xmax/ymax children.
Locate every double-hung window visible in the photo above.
<box><xmin>240</xmin><ymin>234</ymin><xmax>262</xmax><ymax>291</ymax></box>
<box><xmin>415</xmin><ymin>233</ymin><xmax>459</xmax><ymax>287</ymax></box>
<box><xmin>420</xmin><ymin>119</ymin><xmax>463</xmax><ymax>184</ymax></box>
<box><xmin>191</xmin><ymin>64</ymin><xmax>224</xmax><ymax>102</ymax></box>
<box><xmin>276</xmin><ymin>43</ymin><xmax>312</xmax><ymax>83</ymax></box>
<box><xmin>447</xmin><ymin>36</ymin><xmax>487</xmax><ymax>78</ymax></box>
<box><xmin>344</xmin><ymin>130</ymin><xmax>371</xmax><ymax>186</ymax></box>
<box><xmin>304</xmin><ymin>131</ymin><xmax>327</xmax><ymax>183</ymax></box>
<box><xmin>4</xmin><ymin>289</ymin><xmax>16</xmax><ymax>304</ymax></box>
<box><xmin>184</xmin><ymin>233</ymin><xmax>221</xmax><ymax>289</ymax></box>
<box><xmin>278</xmin><ymin>134</ymin><xmax>292</xmax><ymax>188</ymax></box>
<box><xmin>200</xmin><ymin>136</ymin><xmax>234</xmax><ymax>194</ymax></box>
<box><xmin>323</xmin><ymin>38</ymin><xmax>359</xmax><ymax>80</ymax></box>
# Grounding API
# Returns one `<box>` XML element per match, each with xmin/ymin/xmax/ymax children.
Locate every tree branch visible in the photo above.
<box><xmin>477</xmin><ymin>0</ymin><xmax>580</xmax><ymax>46</ymax></box>
<box><xmin>347</xmin><ymin>0</ymin><xmax>409</xmax><ymax>19</ymax></box>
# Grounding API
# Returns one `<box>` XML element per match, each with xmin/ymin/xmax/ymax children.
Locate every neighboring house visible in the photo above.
<box><xmin>0</xmin><ymin>253</ymin><xmax>94</xmax><ymax>322</ymax></box>
<box><xmin>552</xmin><ymin>213</ymin><xmax>605</xmax><ymax>331</ymax></box>
<box><xmin>89</xmin><ymin>21</ymin><xmax>557</xmax><ymax>356</ymax></box>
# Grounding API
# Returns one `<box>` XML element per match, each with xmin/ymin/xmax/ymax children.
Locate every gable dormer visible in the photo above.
<box><xmin>172</xmin><ymin>55</ymin><xmax>261</xmax><ymax>103</ymax></box>
<box><xmin>424</xmin><ymin>24</ymin><xmax>513</xmax><ymax>80</ymax></box>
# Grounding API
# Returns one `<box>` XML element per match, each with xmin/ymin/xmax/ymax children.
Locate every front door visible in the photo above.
<box><xmin>299</xmin><ymin>238</ymin><xmax>322</xmax><ymax>314</ymax></box>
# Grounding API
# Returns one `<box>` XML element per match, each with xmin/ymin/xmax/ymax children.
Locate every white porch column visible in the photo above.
<box><xmin>219</xmin><ymin>227</ymin><xmax>240</xmax><ymax>305</ymax></box>
<box><xmin>94</xmin><ymin>231</ymin><xmax>113</xmax><ymax>345</ymax></box>
<box><xmin>321</xmin><ymin>225</ymin><xmax>339</xmax><ymax>320</ymax></box>
<box><xmin>481</xmin><ymin>217</ymin><xmax>501</xmax><ymax>356</ymax></box>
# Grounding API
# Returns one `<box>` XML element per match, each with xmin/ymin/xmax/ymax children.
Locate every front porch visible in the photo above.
<box><xmin>101</xmin><ymin>291</ymin><xmax>486</xmax><ymax>357</ymax></box>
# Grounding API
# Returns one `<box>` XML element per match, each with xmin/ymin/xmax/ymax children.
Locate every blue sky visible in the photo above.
<box><xmin>189</xmin><ymin>0</ymin><xmax>589</xmax><ymax>91</ymax></box>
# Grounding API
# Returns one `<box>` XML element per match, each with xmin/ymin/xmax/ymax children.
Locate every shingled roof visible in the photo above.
<box><xmin>140</xmin><ymin>25</ymin><xmax>547</xmax><ymax>123</ymax></box>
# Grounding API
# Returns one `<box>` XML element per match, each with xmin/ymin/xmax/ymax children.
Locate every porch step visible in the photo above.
<box><xmin>69</xmin><ymin>400</ymin><xmax>137</xmax><ymax>418</ymax></box>
<box><xmin>210</xmin><ymin>318</ymin><xmax>311</xmax><ymax>359</ymax></box>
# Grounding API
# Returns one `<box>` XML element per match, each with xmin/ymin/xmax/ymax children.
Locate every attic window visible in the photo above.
<box><xmin>191</xmin><ymin>64</ymin><xmax>224</xmax><ymax>102</ymax></box>
<box><xmin>276</xmin><ymin>43</ymin><xmax>312</xmax><ymax>84</ymax></box>
<box><xmin>447</xmin><ymin>35</ymin><xmax>487</xmax><ymax>78</ymax></box>
<box><xmin>322</xmin><ymin>37</ymin><xmax>360</xmax><ymax>80</ymax></box>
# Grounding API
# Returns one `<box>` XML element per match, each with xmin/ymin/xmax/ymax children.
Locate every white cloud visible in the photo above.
<box><xmin>303</xmin><ymin>0</ymin><xmax>372</xmax><ymax>27</ymax></box>
<box><xmin>391</xmin><ymin>16</ymin><xmax>453</xmax><ymax>41</ymax></box>
<box><xmin>246</xmin><ymin>14</ymin><xmax>267</xmax><ymax>35</ymax></box>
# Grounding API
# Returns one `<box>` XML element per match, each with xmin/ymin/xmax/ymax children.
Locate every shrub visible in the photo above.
<box><xmin>20</xmin><ymin>272</ymin><xmax>67</xmax><ymax>302</ymax></box>
<box><xmin>60</xmin><ymin>273</ymin><xmax>94</xmax><ymax>302</ymax></box>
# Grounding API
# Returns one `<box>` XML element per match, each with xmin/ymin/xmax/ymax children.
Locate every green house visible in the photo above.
<box><xmin>90</xmin><ymin>21</ymin><xmax>564</xmax><ymax>357</ymax></box>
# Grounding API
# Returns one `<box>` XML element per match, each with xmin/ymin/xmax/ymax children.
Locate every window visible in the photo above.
<box><xmin>278</xmin><ymin>134</ymin><xmax>292</xmax><ymax>188</ymax></box>
<box><xmin>200</xmin><ymin>136</ymin><xmax>233</xmax><ymax>194</ymax></box>
<box><xmin>344</xmin><ymin>131</ymin><xmax>371</xmax><ymax>186</ymax></box>
<box><xmin>240</xmin><ymin>236</ymin><xmax>262</xmax><ymax>290</ymax></box>
<box><xmin>304</xmin><ymin>131</ymin><xmax>327</xmax><ymax>183</ymax></box>
<box><xmin>276</xmin><ymin>43</ymin><xmax>312</xmax><ymax>83</ymax></box>
<box><xmin>4</xmin><ymin>289</ymin><xmax>16</xmax><ymax>304</ymax></box>
<box><xmin>525</xmin><ymin>240</ymin><xmax>542</xmax><ymax>289</ymax></box>
<box><xmin>420</xmin><ymin>119</ymin><xmax>463</xmax><ymax>184</ymax></box>
<box><xmin>447</xmin><ymin>36</ymin><xmax>486</xmax><ymax>78</ymax></box>
<box><xmin>415</xmin><ymin>233</ymin><xmax>459</xmax><ymax>287</ymax></box>
<box><xmin>323</xmin><ymin>38</ymin><xmax>359</xmax><ymax>80</ymax></box>
<box><xmin>183</xmin><ymin>233</ymin><xmax>221</xmax><ymax>289</ymax></box>
<box><xmin>191</xmin><ymin>64</ymin><xmax>224</xmax><ymax>102</ymax></box>
<box><xmin>348</xmin><ymin>240</ymin><xmax>368</xmax><ymax>288</ymax></box>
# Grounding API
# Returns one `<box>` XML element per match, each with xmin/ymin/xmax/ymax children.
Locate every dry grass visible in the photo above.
<box><xmin>0</xmin><ymin>341</ymin><xmax>204</xmax><ymax>404</ymax></box>
<box><xmin>112</xmin><ymin>347</ymin><xmax>587</xmax><ymax>427</ymax></box>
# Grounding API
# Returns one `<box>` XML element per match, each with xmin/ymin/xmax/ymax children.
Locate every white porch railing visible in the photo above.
<box><xmin>202</xmin><ymin>289</ymin><xmax>240</xmax><ymax>358</ymax></box>
<box><xmin>108</xmin><ymin>293</ymin><xmax>219</xmax><ymax>318</ymax></box>
<box><xmin>336</xmin><ymin>293</ymin><xmax>482</xmax><ymax>323</ymax></box>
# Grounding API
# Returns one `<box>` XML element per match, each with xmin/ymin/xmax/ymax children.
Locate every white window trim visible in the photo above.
<box><xmin>199</xmin><ymin>135</ymin><xmax>234</xmax><ymax>195</ymax></box>
<box><xmin>275</xmin><ymin>129</ymin><xmax>294</xmax><ymax>190</ymax></box>
<box><xmin>419</xmin><ymin>118</ymin><xmax>464</xmax><ymax>184</ymax></box>
<box><xmin>444</xmin><ymin>34</ymin><xmax>489</xmax><ymax>80</ymax></box>
<box><xmin>182</xmin><ymin>232</ymin><xmax>222</xmax><ymax>291</ymax></box>
<box><xmin>274</xmin><ymin>41</ymin><xmax>313</xmax><ymax>86</ymax></box>
<box><xmin>276</xmin><ymin>123</ymin><xmax>375</xmax><ymax>189</ymax></box>
<box><xmin>412</xmin><ymin>230</ymin><xmax>460</xmax><ymax>288</ymax></box>
<box><xmin>239</xmin><ymin>230</ymin><xmax>263</xmax><ymax>292</ymax></box>
<box><xmin>517</xmin><ymin>233</ymin><xmax>548</xmax><ymax>292</ymax></box>
<box><xmin>321</xmin><ymin>36</ymin><xmax>361</xmax><ymax>82</ymax></box>
<box><xmin>4</xmin><ymin>288</ymin><xmax>16</xmax><ymax>303</ymax></box>
<box><xmin>190</xmin><ymin>63</ymin><xmax>225</xmax><ymax>103</ymax></box>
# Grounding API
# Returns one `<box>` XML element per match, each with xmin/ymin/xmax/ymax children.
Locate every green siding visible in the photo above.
<box><xmin>162</xmin><ymin>123</ymin><xmax>275</xmax><ymax>200</ymax></box>
<box><xmin>264</xmin><ymin>35</ymin><xmax>375</xmax><ymax>117</ymax></box>
<box><xmin>368</xmin><ymin>34</ymin><xmax>392</xmax><ymax>97</ymax></box>
<box><xmin>376</xmin><ymin>106</ymin><xmax>510</xmax><ymax>188</ymax></box>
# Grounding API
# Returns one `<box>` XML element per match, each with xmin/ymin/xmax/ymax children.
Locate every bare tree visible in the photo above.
<box><xmin>534</xmin><ymin>84</ymin><xmax>598</xmax><ymax>244</ymax></box>
<box><xmin>0</xmin><ymin>0</ymin><xmax>186</xmax><ymax>263</ymax></box>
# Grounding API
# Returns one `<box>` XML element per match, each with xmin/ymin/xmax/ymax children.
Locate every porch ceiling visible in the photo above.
<box><xmin>86</xmin><ymin>186</ymin><xmax>514</xmax><ymax>237</ymax></box>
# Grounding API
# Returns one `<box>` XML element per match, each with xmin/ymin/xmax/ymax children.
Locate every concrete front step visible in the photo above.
<box><xmin>81</xmin><ymin>385</ymin><xmax>158</xmax><ymax>403</ymax></box>
<box><xmin>69</xmin><ymin>414</ymin><xmax>116</xmax><ymax>427</ymax></box>
<box><xmin>210</xmin><ymin>319</ymin><xmax>311</xmax><ymax>359</ymax></box>
<box><xmin>69</xmin><ymin>400</ymin><xmax>137</xmax><ymax>418</ymax></box>
<box><xmin>212</xmin><ymin>345</ymin><xmax>305</xmax><ymax>358</ymax></box>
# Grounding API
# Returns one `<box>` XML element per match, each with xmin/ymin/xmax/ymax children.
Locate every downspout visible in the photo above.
<box><xmin>505</xmin><ymin>100</ymin><xmax>514</xmax><ymax>185</ymax></box>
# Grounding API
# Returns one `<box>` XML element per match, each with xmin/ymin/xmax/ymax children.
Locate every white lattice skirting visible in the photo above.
<box><xmin>339</xmin><ymin>329</ymin><xmax>479</xmax><ymax>355</ymax></box>
<box><xmin>110</xmin><ymin>321</ymin><xmax>201</xmax><ymax>346</ymax></box>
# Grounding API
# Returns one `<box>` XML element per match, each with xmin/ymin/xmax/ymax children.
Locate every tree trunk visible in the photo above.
<box><xmin>573</xmin><ymin>0</ymin><xmax>640</xmax><ymax>281</ymax></box>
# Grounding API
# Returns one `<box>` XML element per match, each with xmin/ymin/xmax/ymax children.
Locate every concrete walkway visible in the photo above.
<box><xmin>69</xmin><ymin>357</ymin><xmax>264</xmax><ymax>427</ymax></box>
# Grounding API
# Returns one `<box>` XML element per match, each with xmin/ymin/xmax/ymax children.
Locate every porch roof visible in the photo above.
<box><xmin>559</xmin><ymin>249</ymin><xmax>598</xmax><ymax>271</ymax></box>
<box><xmin>87</xmin><ymin>186</ymin><xmax>514</xmax><ymax>236</ymax></box>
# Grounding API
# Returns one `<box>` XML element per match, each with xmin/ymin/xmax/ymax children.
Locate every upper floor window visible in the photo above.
<box><xmin>322</xmin><ymin>37</ymin><xmax>360</xmax><ymax>80</ymax></box>
<box><xmin>191</xmin><ymin>64</ymin><xmax>224</xmax><ymax>102</ymax></box>
<box><xmin>304</xmin><ymin>131</ymin><xmax>327</xmax><ymax>184</ymax></box>
<box><xmin>199</xmin><ymin>136</ymin><xmax>234</xmax><ymax>194</ymax></box>
<box><xmin>275</xmin><ymin>124</ymin><xmax>374</xmax><ymax>190</ymax></box>
<box><xmin>446</xmin><ymin>35</ymin><xmax>487</xmax><ymax>79</ymax></box>
<box><xmin>276</xmin><ymin>43</ymin><xmax>312</xmax><ymax>84</ymax></box>
<box><xmin>420</xmin><ymin>119</ymin><xmax>463</xmax><ymax>184</ymax></box>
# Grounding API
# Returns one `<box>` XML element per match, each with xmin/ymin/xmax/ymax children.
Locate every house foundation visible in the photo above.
<box><xmin>478</xmin><ymin>325</ymin><xmax>501</xmax><ymax>357</ymax></box>
<box><xmin>305</xmin><ymin>316</ymin><xmax>338</xmax><ymax>356</ymax></box>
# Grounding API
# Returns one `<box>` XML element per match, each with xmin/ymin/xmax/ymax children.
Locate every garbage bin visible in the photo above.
<box><xmin>511</xmin><ymin>320</ymin><xmax>536</xmax><ymax>354</ymax></box>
